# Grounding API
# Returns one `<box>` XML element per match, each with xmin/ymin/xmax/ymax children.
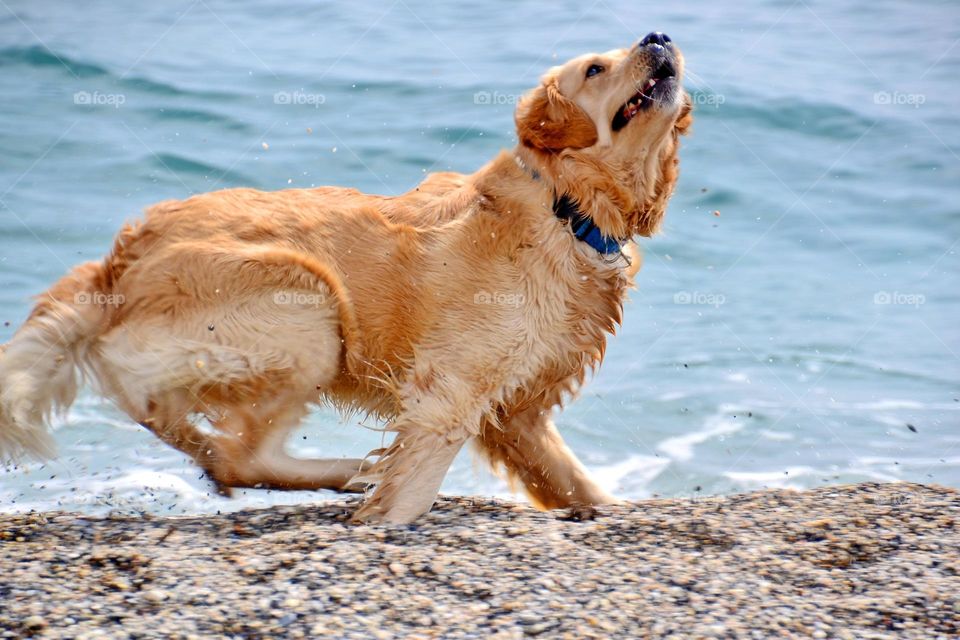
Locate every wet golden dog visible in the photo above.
<box><xmin>0</xmin><ymin>33</ymin><xmax>691</xmax><ymax>523</ymax></box>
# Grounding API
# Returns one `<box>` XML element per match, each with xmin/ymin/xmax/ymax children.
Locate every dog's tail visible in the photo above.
<box><xmin>0</xmin><ymin>261</ymin><xmax>108</xmax><ymax>464</ymax></box>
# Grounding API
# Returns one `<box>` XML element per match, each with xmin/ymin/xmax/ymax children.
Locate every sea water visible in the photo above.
<box><xmin>1</xmin><ymin>0</ymin><xmax>957</xmax><ymax>514</ymax></box>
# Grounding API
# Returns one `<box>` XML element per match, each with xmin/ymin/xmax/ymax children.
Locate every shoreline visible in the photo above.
<box><xmin>2</xmin><ymin>482</ymin><xmax>958</xmax><ymax>638</ymax></box>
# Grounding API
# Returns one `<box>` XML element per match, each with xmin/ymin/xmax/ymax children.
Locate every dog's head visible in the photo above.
<box><xmin>515</xmin><ymin>33</ymin><xmax>692</xmax><ymax>237</ymax></box>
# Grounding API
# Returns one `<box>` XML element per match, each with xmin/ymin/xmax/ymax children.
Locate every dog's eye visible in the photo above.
<box><xmin>585</xmin><ymin>64</ymin><xmax>605</xmax><ymax>78</ymax></box>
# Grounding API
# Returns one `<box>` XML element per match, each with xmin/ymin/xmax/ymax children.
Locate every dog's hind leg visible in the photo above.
<box><xmin>136</xmin><ymin>392</ymin><xmax>218</xmax><ymax>475</ymax></box>
<box><xmin>134</xmin><ymin>393</ymin><xmax>367</xmax><ymax>494</ymax></box>
<box><xmin>204</xmin><ymin>402</ymin><xmax>370</xmax><ymax>493</ymax></box>
<box><xmin>119</xmin><ymin>389</ymin><xmax>233</xmax><ymax>494</ymax></box>
<box><xmin>476</xmin><ymin>402</ymin><xmax>617</xmax><ymax>510</ymax></box>
<box><xmin>94</xmin><ymin>243</ymin><xmax>368</xmax><ymax>494</ymax></box>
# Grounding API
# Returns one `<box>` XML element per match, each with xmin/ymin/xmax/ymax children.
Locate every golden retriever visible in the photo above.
<box><xmin>0</xmin><ymin>32</ymin><xmax>691</xmax><ymax>523</ymax></box>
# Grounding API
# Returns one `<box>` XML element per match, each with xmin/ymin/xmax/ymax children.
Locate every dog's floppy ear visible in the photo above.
<box><xmin>632</xmin><ymin>96</ymin><xmax>693</xmax><ymax>237</ymax></box>
<box><xmin>515</xmin><ymin>78</ymin><xmax>598</xmax><ymax>151</ymax></box>
<box><xmin>628</xmin><ymin>94</ymin><xmax>694</xmax><ymax>237</ymax></box>
<box><xmin>674</xmin><ymin>91</ymin><xmax>693</xmax><ymax>136</ymax></box>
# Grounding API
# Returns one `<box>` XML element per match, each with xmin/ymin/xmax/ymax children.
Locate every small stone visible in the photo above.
<box><xmin>559</xmin><ymin>504</ymin><xmax>598</xmax><ymax>521</ymax></box>
<box><xmin>143</xmin><ymin>589</ymin><xmax>168</xmax><ymax>603</ymax></box>
<box><xmin>106</xmin><ymin>576</ymin><xmax>131</xmax><ymax>591</ymax></box>
<box><xmin>23</xmin><ymin>615</ymin><xmax>46</xmax><ymax>630</ymax></box>
<box><xmin>388</xmin><ymin>562</ymin><xmax>407</xmax><ymax>576</ymax></box>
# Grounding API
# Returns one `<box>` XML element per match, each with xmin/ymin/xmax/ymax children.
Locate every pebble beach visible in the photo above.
<box><xmin>1</xmin><ymin>482</ymin><xmax>958</xmax><ymax>639</ymax></box>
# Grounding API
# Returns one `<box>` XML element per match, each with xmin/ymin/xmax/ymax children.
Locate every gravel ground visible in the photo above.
<box><xmin>1</xmin><ymin>482</ymin><xmax>958</xmax><ymax>639</ymax></box>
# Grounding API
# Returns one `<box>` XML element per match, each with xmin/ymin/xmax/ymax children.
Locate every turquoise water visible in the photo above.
<box><xmin>1</xmin><ymin>1</ymin><xmax>958</xmax><ymax>514</ymax></box>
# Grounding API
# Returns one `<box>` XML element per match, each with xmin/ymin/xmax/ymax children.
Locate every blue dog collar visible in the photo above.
<box><xmin>515</xmin><ymin>156</ymin><xmax>625</xmax><ymax>257</ymax></box>
<box><xmin>553</xmin><ymin>194</ymin><xmax>625</xmax><ymax>256</ymax></box>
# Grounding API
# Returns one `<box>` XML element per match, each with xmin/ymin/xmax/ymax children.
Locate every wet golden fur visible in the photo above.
<box><xmin>0</xmin><ymin>41</ymin><xmax>691</xmax><ymax>523</ymax></box>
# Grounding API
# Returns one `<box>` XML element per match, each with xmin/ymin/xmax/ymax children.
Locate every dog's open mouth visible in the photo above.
<box><xmin>611</xmin><ymin>59</ymin><xmax>676</xmax><ymax>132</ymax></box>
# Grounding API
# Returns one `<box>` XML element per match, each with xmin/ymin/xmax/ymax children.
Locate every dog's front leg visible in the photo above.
<box><xmin>478</xmin><ymin>402</ymin><xmax>618</xmax><ymax>510</ymax></box>
<box><xmin>351</xmin><ymin>378</ymin><xmax>484</xmax><ymax>524</ymax></box>
<box><xmin>352</xmin><ymin>423</ymin><xmax>470</xmax><ymax>524</ymax></box>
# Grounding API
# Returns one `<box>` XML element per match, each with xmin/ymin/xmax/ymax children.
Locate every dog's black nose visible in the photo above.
<box><xmin>640</xmin><ymin>32</ymin><xmax>671</xmax><ymax>48</ymax></box>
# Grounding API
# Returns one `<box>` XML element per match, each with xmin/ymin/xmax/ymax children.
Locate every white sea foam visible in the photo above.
<box><xmin>758</xmin><ymin>429</ymin><xmax>795</xmax><ymax>441</ymax></box>
<box><xmin>724</xmin><ymin>463</ymin><xmax>901</xmax><ymax>489</ymax></box>
<box><xmin>592</xmin><ymin>454</ymin><xmax>671</xmax><ymax>494</ymax></box>
<box><xmin>657</xmin><ymin>408</ymin><xmax>746</xmax><ymax>461</ymax></box>
<box><xmin>724</xmin><ymin>466</ymin><xmax>823</xmax><ymax>486</ymax></box>
<box><xmin>0</xmin><ymin>467</ymin><xmax>353</xmax><ymax>515</ymax></box>
<box><xmin>846</xmin><ymin>399</ymin><xmax>926</xmax><ymax>411</ymax></box>
<box><xmin>855</xmin><ymin>455</ymin><xmax>960</xmax><ymax>467</ymax></box>
<box><xmin>657</xmin><ymin>391</ymin><xmax>688</xmax><ymax>402</ymax></box>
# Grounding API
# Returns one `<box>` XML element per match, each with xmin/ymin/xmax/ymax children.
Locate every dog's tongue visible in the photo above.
<box><xmin>622</xmin><ymin>77</ymin><xmax>658</xmax><ymax>119</ymax></box>
<box><xmin>622</xmin><ymin>78</ymin><xmax>657</xmax><ymax>120</ymax></box>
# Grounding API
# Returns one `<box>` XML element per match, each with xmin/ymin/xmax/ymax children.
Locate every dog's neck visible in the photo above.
<box><xmin>511</xmin><ymin>152</ymin><xmax>625</xmax><ymax>257</ymax></box>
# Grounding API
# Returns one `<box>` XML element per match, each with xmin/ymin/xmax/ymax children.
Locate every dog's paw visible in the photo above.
<box><xmin>351</xmin><ymin>493</ymin><xmax>430</xmax><ymax>525</ymax></box>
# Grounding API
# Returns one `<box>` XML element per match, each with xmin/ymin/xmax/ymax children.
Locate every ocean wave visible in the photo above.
<box><xmin>151</xmin><ymin>106</ymin><xmax>252</xmax><ymax>132</ymax></box>
<box><xmin>340</xmin><ymin>79</ymin><xmax>441</xmax><ymax>97</ymax></box>
<box><xmin>657</xmin><ymin>407</ymin><xmax>748</xmax><ymax>461</ymax></box>
<box><xmin>147</xmin><ymin>153</ymin><xmax>253</xmax><ymax>186</ymax></box>
<box><xmin>691</xmin><ymin>186</ymin><xmax>741</xmax><ymax>208</ymax></box>
<box><xmin>719</xmin><ymin>94</ymin><xmax>877</xmax><ymax>140</ymax></box>
<box><xmin>0</xmin><ymin>467</ymin><xmax>343</xmax><ymax>515</ymax></box>
<box><xmin>758</xmin><ymin>429</ymin><xmax>795</xmax><ymax>442</ymax></box>
<box><xmin>819</xmin><ymin>398</ymin><xmax>958</xmax><ymax>413</ymax></box>
<box><xmin>856</xmin><ymin>455</ymin><xmax>960</xmax><ymax>467</ymax></box>
<box><xmin>723</xmin><ymin>464</ymin><xmax>900</xmax><ymax>489</ymax></box>
<box><xmin>591</xmin><ymin>454</ymin><xmax>671</xmax><ymax>495</ymax></box>
<box><xmin>424</xmin><ymin>125</ymin><xmax>499</xmax><ymax>145</ymax></box>
<box><xmin>0</xmin><ymin>44</ymin><xmax>241</xmax><ymax>101</ymax></box>
<box><xmin>0</xmin><ymin>44</ymin><xmax>109</xmax><ymax>78</ymax></box>
<box><xmin>783</xmin><ymin>353</ymin><xmax>914</xmax><ymax>379</ymax></box>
